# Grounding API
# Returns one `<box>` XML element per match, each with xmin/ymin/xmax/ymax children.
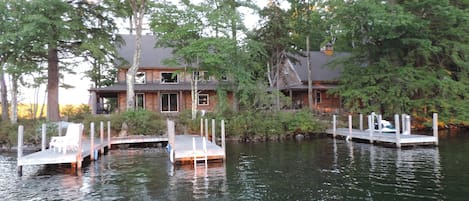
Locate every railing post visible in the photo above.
<box><xmin>90</xmin><ymin>122</ymin><xmax>95</xmax><ymax>161</ymax></box>
<box><xmin>395</xmin><ymin>114</ymin><xmax>401</xmax><ymax>148</ymax></box>
<box><xmin>401</xmin><ymin>114</ymin><xmax>406</xmax><ymax>134</ymax></box>
<box><xmin>433</xmin><ymin>113</ymin><xmax>439</xmax><ymax>146</ymax></box>
<box><xmin>42</xmin><ymin>123</ymin><xmax>47</xmax><ymax>151</ymax></box>
<box><xmin>405</xmin><ymin>115</ymin><xmax>411</xmax><ymax>135</ymax></box>
<box><xmin>193</xmin><ymin>137</ymin><xmax>196</xmax><ymax>168</ymax></box>
<box><xmin>211</xmin><ymin>119</ymin><xmax>216</xmax><ymax>144</ymax></box>
<box><xmin>17</xmin><ymin>125</ymin><xmax>24</xmax><ymax>176</ymax></box>
<box><xmin>58</xmin><ymin>122</ymin><xmax>62</xmax><ymax>137</ymax></box>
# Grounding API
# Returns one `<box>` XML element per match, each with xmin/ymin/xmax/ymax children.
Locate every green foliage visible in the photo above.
<box><xmin>61</xmin><ymin>104</ymin><xmax>91</xmax><ymax>122</ymax></box>
<box><xmin>0</xmin><ymin>122</ymin><xmax>19</xmax><ymax>149</ymax></box>
<box><xmin>111</xmin><ymin>110</ymin><xmax>165</xmax><ymax>136</ymax></box>
<box><xmin>220</xmin><ymin>110</ymin><xmax>326</xmax><ymax>139</ymax></box>
<box><xmin>329</xmin><ymin>0</ymin><xmax>469</xmax><ymax>125</ymax></box>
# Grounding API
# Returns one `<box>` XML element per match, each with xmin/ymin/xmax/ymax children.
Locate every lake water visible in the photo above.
<box><xmin>1</xmin><ymin>130</ymin><xmax>468</xmax><ymax>200</ymax></box>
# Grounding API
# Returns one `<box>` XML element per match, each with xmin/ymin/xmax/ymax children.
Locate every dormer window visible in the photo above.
<box><xmin>161</xmin><ymin>72</ymin><xmax>178</xmax><ymax>83</ymax></box>
<box><xmin>135</xmin><ymin>72</ymin><xmax>146</xmax><ymax>84</ymax></box>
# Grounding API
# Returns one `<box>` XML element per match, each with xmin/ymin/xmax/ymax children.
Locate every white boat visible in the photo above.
<box><xmin>367</xmin><ymin>112</ymin><xmax>397</xmax><ymax>133</ymax></box>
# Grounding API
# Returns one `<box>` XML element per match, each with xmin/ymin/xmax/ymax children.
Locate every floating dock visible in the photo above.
<box><xmin>166</xmin><ymin>119</ymin><xmax>226</xmax><ymax>165</ymax></box>
<box><xmin>325</xmin><ymin>113</ymin><xmax>439</xmax><ymax>147</ymax></box>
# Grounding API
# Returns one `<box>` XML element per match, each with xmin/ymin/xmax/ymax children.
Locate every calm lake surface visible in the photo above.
<box><xmin>1</xmin><ymin>130</ymin><xmax>468</xmax><ymax>200</ymax></box>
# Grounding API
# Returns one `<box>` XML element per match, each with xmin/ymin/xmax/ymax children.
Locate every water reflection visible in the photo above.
<box><xmin>168</xmin><ymin>162</ymin><xmax>227</xmax><ymax>200</ymax></box>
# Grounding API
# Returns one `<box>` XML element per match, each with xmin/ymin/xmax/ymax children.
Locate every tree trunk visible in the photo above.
<box><xmin>0</xmin><ymin>64</ymin><xmax>8</xmax><ymax>121</ymax></box>
<box><xmin>126</xmin><ymin>0</ymin><xmax>145</xmax><ymax>111</ymax></box>
<box><xmin>10</xmin><ymin>74</ymin><xmax>18</xmax><ymax>123</ymax></box>
<box><xmin>47</xmin><ymin>46</ymin><xmax>60</xmax><ymax>121</ymax></box>
<box><xmin>307</xmin><ymin>35</ymin><xmax>313</xmax><ymax>111</ymax></box>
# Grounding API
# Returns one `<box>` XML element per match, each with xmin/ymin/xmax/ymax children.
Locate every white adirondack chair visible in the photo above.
<box><xmin>50</xmin><ymin>123</ymin><xmax>83</xmax><ymax>154</ymax></box>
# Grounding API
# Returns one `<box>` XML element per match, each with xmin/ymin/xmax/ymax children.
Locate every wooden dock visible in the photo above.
<box><xmin>16</xmin><ymin>121</ymin><xmax>168</xmax><ymax>176</ymax></box>
<box><xmin>325</xmin><ymin>113</ymin><xmax>439</xmax><ymax>147</ymax></box>
<box><xmin>167</xmin><ymin>119</ymin><xmax>226</xmax><ymax>165</ymax></box>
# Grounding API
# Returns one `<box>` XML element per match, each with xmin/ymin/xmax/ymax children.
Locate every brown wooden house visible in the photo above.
<box><xmin>277</xmin><ymin>51</ymin><xmax>348</xmax><ymax>113</ymax></box>
<box><xmin>89</xmin><ymin>35</ymin><xmax>233</xmax><ymax>115</ymax></box>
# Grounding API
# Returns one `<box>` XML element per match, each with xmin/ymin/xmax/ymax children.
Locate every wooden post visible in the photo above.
<box><xmin>378</xmin><ymin>115</ymin><xmax>382</xmax><ymax>134</ymax></box>
<box><xmin>42</xmin><ymin>123</ymin><xmax>46</xmax><ymax>151</ymax></box>
<box><xmin>395</xmin><ymin>114</ymin><xmax>401</xmax><ymax>148</ymax></box>
<box><xmin>332</xmin><ymin>115</ymin><xmax>336</xmax><ymax>138</ymax></box>
<box><xmin>221</xmin><ymin>120</ymin><xmax>226</xmax><ymax>159</ymax></box>
<box><xmin>77</xmin><ymin>124</ymin><xmax>83</xmax><ymax>170</ymax></box>
<box><xmin>205</xmin><ymin>119</ymin><xmax>209</xmax><ymax>140</ymax></box>
<box><xmin>368</xmin><ymin>115</ymin><xmax>373</xmax><ymax>143</ymax></box>
<box><xmin>359</xmin><ymin>113</ymin><xmax>363</xmax><ymax>131</ymax></box>
<box><xmin>100</xmin><ymin>121</ymin><xmax>104</xmax><ymax>154</ymax></box>
<box><xmin>17</xmin><ymin>125</ymin><xmax>24</xmax><ymax>176</ymax></box>
<box><xmin>433</xmin><ymin>113</ymin><xmax>439</xmax><ymax>146</ymax></box>
<box><xmin>107</xmin><ymin>121</ymin><xmax>111</xmax><ymax>150</ymax></box>
<box><xmin>90</xmin><ymin>122</ymin><xmax>95</xmax><ymax>160</ymax></box>
<box><xmin>200</xmin><ymin>118</ymin><xmax>203</xmax><ymax>136</ymax></box>
<box><xmin>211</xmin><ymin>119</ymin><xmax>216</xmax><ymax>144</ymax></box>
<box><xmin>347</xmin><ymin>115</ymin><xmax>352</xmax><ymax>141</ymax></box>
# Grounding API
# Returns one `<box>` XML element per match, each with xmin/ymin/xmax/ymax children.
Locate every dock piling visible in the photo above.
<box><xmin>405</xmin><ymin>115</ymin><xmax>411</xmax><ymax>135</ymax></box>
<box><xmin>17</xmin><ymin>125</ymin><xmax>24</xmax><ymax>176</ymax></box>
<box><xmin>205</xmin><ymin>119</ymin><xmax>209</xmax><ymax>140</ymax></box>
<box><xmin>368</xmin><ymin>115</ymin><xmax>373</xmax><ymax>143</ymax></box>
<box><xmin>212</xmin><ymin>119</ymin><xmax>216</xmax><ymax>144</ymax></box>
<box><xmin>100</xmin><ymin>121</ymin><xmax>104</xmax><ymax>154</ymax></box>
<box><xmin>77</xmin><ymin>124</ymin><xmax>83</xmax><ymax>169</ymax></box>
<box><xmin>107</xmin><ymin>121</ymin><xmax>111</xmax><ymax>149</ymax></box>
<box><xmin>395</xmin><ymin>114</ymin><xmax>401</xmax><ymax>148</ymax></box>
<box><xmin>221</xmin><ymin>120</ymin><xmax>226</xmax><ymax>159</ymax></box>
<box><xmin>200</xmin><ymin>119</ymin><xmax>203</xmax><ymax>136</ymax></box>
<box><xmin>90</xmin><ymin>122</ymin><xmax>95</xmax><ymax>160</ymax></box>
<box><xmin>359</xmin><ymin>114</ymin><xmax>363</xmax><ymax>131</ymax></box>
<box><xmin>378</xmin><ymin>115</ymin><xmax>382</xmax><ymax>134</ymax></box>
<box><xmin>332</xmin><ymin>115</ymin><xmax>337</xmax><ymax>138</ymax></box>
<box><xmin>347</xmin><ymin>115</ymin><xmax>352</xmax><ymax>141</ymax></box>
<box><xmin>42</xmin><ymin>123</ymin><xmax>46</xmax><ymax>151</ymax></box>
<box><xmin>58</xmin><ymin>121</ymin><xmax>62</xmax><ymax>136</ymax></box>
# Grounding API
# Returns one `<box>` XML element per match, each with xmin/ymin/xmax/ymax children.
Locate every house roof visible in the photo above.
<box><xmin>90</xmin><ymin>82</ymin><xmax>223</xmax><ymax>93</ymax></box>
<box><xmin>290</xmin><ymin>52</ymin><xmax>349</xmax><ymax>82</ymax></box>
<box><xmin>118</xmin><ymin>34</ymin><xmax>175</xmax><ymax>68</ymax></box>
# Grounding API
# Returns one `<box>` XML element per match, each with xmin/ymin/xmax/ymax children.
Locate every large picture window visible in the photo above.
<box><xmin>135</xmin><ymin>72</ymin><xmax>146</xmax><ymax>84</ymax></box>
<box><xmin>161</xmin><ymin>93</ymin><xmax>178</xmax><ymax>112</ymax></box>
<box><xmin>316</xmin><ymin>91</ymin><xmax>321</xmax><ymax>104</ymax></box>
<box><xmin>198</xmin><ymin>94</ymin><xmax>209</xmax><ymax>105</ymax></box>
<box><xmin>136</xmin><ymin>93</ymin><xmax>145</xmax><ymax>109</ymax></box>
<box><xmin>161</xmin><ymin>72</ymin><xmax>178</xmax><ymax>83</ymax></box>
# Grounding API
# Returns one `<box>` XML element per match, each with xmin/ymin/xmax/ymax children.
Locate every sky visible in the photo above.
<box><xmin>18</xmin><ymin>0</ymin><xmax>289</xmax><ymax>105</ymax></box>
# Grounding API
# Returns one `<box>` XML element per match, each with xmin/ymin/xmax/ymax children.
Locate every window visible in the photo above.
<box><xmin>135</xmin><ymin>72</ymin><xmax>146</xmax><ymax>84</ymax></box>
<box><xmin>316</xmin><ymin>91</ymin><xmax>321</xmax><ymax>104</ymax></box>
<box><xmin>193</xmin><ymin>71</ymin><xmax>209</xmax><ymax>81</ymax></box>
<box><xmin>161</xmin><ymin>93</ymin><xmax>178</xmax><ymax>112</ymax></box>
<box><xmin>136</xmin><ymin>93</ymin><xmax>145</xmax><ymax>109</ymax></box>
<box><xmin>198</xmin><ymin>94</ymin><xmax>209</xmax><ymax>105</ymax></box>
<box><xmin>161</xmin><ymin>72</ymin><xmax>178</xmax><ymax>83</ymax></box>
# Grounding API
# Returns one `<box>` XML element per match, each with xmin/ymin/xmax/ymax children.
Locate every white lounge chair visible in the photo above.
<box><xmin>50</xmin><ymin>123</ymin><xmax>83</xmax><ymax>154</ymax></box>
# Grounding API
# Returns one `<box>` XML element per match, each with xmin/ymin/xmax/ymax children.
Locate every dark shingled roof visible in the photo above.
<box><xmin>118</xmin><ymin>34</ymin><xmax>175</xmax><ymax>68</ymax></box>
<box><xmin>290</xmin><ymin>52</ymin><xmax>349</xmax><ymax>82</ymax></box>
